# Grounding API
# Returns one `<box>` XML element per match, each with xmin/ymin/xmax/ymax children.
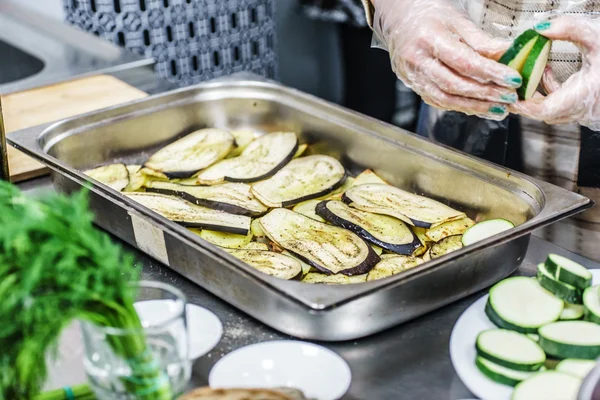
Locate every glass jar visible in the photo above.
<box><xmin>81</xmin><ymin>281</ymin><xmax>191</xmax><ymax>400</ymax></box>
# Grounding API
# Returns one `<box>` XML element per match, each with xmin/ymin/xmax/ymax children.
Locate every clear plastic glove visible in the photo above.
<box><xmin>510</xmin><ymin>17</ymin><xmax>600</xmax><ymax>131</ymax></box>
<box><xmin>371</xmin><ymin>0</ymin><xmax>523</xmax><ymax>120</ymax></box>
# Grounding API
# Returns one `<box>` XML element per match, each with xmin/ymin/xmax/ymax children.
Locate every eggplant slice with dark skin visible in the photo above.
<box><xmin>226</xmin><ymin>249</ymin><xmax>303</xmax><ymax>280</ymax></box>
<box><xmin>145</xmin><ymin>181</ymin><xmax>268</xmax><ymax>217</ymax></box>
<box><xmin>366</xmin><ymin>254</ymin><xmax>423</xmax><ymax>282</ymax></box>
<box><xmin>316</xmin><ymin>200</ymin><xmax>422</xmax><ymax>255</ymax></box>
<box><xmin>251</xmin><ymin>155</ymin><xmax>346</xmax><ymax>208</ymax></box>
<box><xmin>84</xmin><ymin>163</ymin><xmax>130</xmax><ymax>191</ymax></box>
<box><xmin>143</xmin><ymin>128</ymin><xmax>235</xmax><ymax>179</ymax></box>
<box><xmin>125</xmin><ymin>192</ymin><xmax>251</xmax><ymax>235</ymax></box>
<box><xmin>196</xmin><ymin>132</ymin><xmax>299</xmax><ymax>184</ymax></box>
<box><xmin>343</xmin><ymin>183</ymin><xmax>466</xmax><ymax>229</ymax></box>
<box><xmin>258</xmin><ymin>208</ymin><xmax>380</xmax><ymax>276</ymax></box>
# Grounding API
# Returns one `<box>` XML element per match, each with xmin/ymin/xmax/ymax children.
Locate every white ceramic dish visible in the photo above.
<box><xmin>449</xmin><ymin>269</ymin><xmax>600</xmax><ymax>400</ymax></box>
<box><xmin>134</xmin><ymin>300</ymin><xmax>223</xmax><ymax>360</ymax></box>
<box><xmin>209</xmin><ymin>340</ymin><xmax>352</xmax><ymax>400</ymax></box>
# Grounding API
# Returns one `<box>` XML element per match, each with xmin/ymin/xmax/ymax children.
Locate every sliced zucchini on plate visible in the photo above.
<box><xmin>429</xmin><ymin>235</ymin><xmax>463</xmax><ymax>259</ymax></box>
<box><xmin>191</xmin><ymin>229</ymin><xmax>253</xmax><ymax>249</ymax></box>
<box><xmin>124</xmin><ymin>165</ymin><xmax>147</xmax><ymax>192</ymax></box>
<box><xmin>425</xmin><ymin>217</ymin><xmax>475</xmax><ymax>243</ymax></box>
<box><xmin>486</xmin><ymin>277</ymin><xmax>563</xmax><ymax>334</ymax></box>
<box><xmin>556</xmin><ymin>358</ymin><xmax>596</xmax><ymax>379</ymax></box>
<box><xmin>316</xmin><ymin>200</ymin><xmax>422</xmax><ymax>255</ymax></box>
<box><xmin>84</xmin><ymin>163</ymin><xmax>129</xmax><ymax>191</ymax></box>
<box><xmin>545</xmin><ymin>254</ymin><xmax>592</xmax><ymax>291</ymax></box>
<box><xmin>227</xmin><ymin>249</ymin><xmax>303</xmax><ymax>280</ymax></box>
<box><xmin>125</xmin><ymin>192</ymin><xmax>251</xmax><ymax>235</ymax></box>
<box><xmin>302</xmin><ymin>272</ymin><xmax>367</xmax><ymax>285</ymax></box>
<box><xmin>475</xmin><ymin>357</ymin><xmax>535</xmax><ymax>387</ymax></box>
<box><xmin>511</xmin><ymin>371</ymin><xmax>581</xmax><ymax>400</ymax></box>
<box><xmin>537</xmin><ymin>263</ymin><xmax>583</xmax><ymax>304</ymax></box>
<box><xmin>144</xmin><ymin>128</ymin><xmax>234</xmax><ymax>179</ymax></box>
<box><xmin>197</xmin><ymin>132</ymin><xmax>298</xmax><ymax>184</ymax></box>
<box><xmin>366</xmin><ymin>255</ymin><xmax>423</xmax><ymax>281</ymax></box>
<box><xmin>343</xmin><ymin>183</ymin><xmax>466</xmax><ymax>229</ymax></box>
<box><xmin>251</xmin><ymin>155</ymin><xmax>346</xmax><ymax>208</ymax></box>
<box><xmin>538</xmin><ymin>321</ymin><xmax>600</xmax><ymax>360</ymax></box>
<box><xmin>583</xmin><ymin>285</ymin><xmax>600</xmax><ymax>324</ymax></box>
<box><xmin>146</xmin><ymin>181</ymin><xmax>268</xmax><ymax>217</ymax></box>
<box><xmin>292</xmin><ymin>199</ymin><xmax>326</xmax><ymax>222</ymax></box>
<box><xmin>259</xmin><ymin>208</ymin><xmax>380</xmax><ymax>276</ymax></box>
<box><xmin>476</xmin><ymin>329</ymin><xmax>545</xmax><ymax>371</ymax></box>
<box><xmin>461</xmin><ymin>219</ymin><xmax>515</xmax><ymax>246</ymax></box>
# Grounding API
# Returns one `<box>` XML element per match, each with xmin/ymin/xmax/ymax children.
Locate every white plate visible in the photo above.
<box><xmin>134</xmin><ymin>300</ymin><xmax>223</xmax><ymax>360</ymax></box>
<box><xmin>209</xmin><ymin>340</ymin><xmax>352</xmax><ymax>400</ymax></box>
<box><xmin>450</xmin><ymin>269</ymin><xmax>600</xmax><ymax>400</ymax></box>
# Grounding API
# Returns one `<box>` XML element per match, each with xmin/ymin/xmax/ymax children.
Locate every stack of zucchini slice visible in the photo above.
<box><xmin>475</xmin><ymin>253</ymin><xmax>600</xmax><ymax>399</ymax></box>
<box><xmin>82</xmin><ymin>128</ymin><xmax>516</xmax><ymax>284</ymax></box>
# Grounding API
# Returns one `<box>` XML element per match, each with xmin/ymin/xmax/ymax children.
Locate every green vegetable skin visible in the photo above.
<box><xmin>0</xmin><ymin>182</ymin><xmax>172</xmax><ymax>400</ymax></box>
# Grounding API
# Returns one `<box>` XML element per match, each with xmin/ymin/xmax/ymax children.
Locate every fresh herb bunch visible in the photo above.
<box><xmin>0</xmin><ymin>182</ymin><xmax>172</xmax><ymax>400</ymax></box>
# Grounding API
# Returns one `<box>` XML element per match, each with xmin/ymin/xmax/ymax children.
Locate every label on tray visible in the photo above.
<box><xmin>129</xmin><ymin>212</ymin><xmax>170</xmax><ymax>266</ymax></box>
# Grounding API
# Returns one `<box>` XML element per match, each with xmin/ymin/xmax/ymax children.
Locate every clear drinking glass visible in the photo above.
<box><xmin>81</xmin><ymin>281</ymin><xmax>191</xmax><ymax>400</ymax></box>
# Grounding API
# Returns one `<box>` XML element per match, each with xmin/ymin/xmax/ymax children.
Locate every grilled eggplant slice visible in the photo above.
<box><xmin>144</xmin><ymin>128</ymin><xmax>234</xmax><ymax>178</ymax></box>
<box><xmin>189</xmin><ymin>229</ymin><xmax>254</xmax><ymax>249</ymax></box>
<box><xmin>250</xmin><ymin>218</ymin><xmax>267</xmax><ymax>237</ymax></box>
<box><xmin>124</xmin><ymin>165</ymin><xmax>147</xmax><ymax>192</ymax></box>
<box><xmin>227</xmin><ymin>249</ymin><xmax>303</xmax><ymax>280</ymax></box>
<box><xmin>343</xmin><ymin>183</ymin><xmax>466</xmax><ymax>229</ymax></box>
<box><xmin>425</xmin><ymin>217</ymin><xmax>475</xmax><ymax>242</ymax></box>
<box><xmin>429</xmin><ymin>234</ymin><xmax>463</xmax><ymax>259</ymax></box>
<box><xmin>227</xmin><ymin>129</ymin><xmax>260</xmax><ymax>158</ymax></box>
<box><xmin>367</xmin><ymin>255</ymin><xmax>423</xmax><ymax>281</ymax></box>
<box><xmin>145</xmin><ymin>181</ymin><xmax>268</xmax><ymax>217</ymax></box>
<box><xmin>84</xmin><ymin>163</ymin><xmax>129</xmax><ymax>191</ymax></box>
<box><xmin>252</xmin><ymin>155</ymin><xmax>346</xmax><ymax>208</ymax></box>
<box><xmin>316</xmin><ymin>200</ymin><xmax>422</xmax><ymax>255</ymax></box>
<box><xmin>125</xmin><ymin>192</ymin><xmax>250</xmax><ymax>234</ymax></box>
<box><xmin>302</xmin><ymin>272</ymin><xmax>367</xmax><ymax>284</ymax></box>
<box><xmin>240</xmin><ymin>242</ymin><xmax>270</xmax><ymax>251</ymax></box>
<box><xmin>197</xmin><ymin>132</ymin><xmax>299</xmax><ymax>184</ymax></box>
<box><xmin>259</xmin><ymin>208</ymin><xmax>379</xmax><ymax>275</ymax></box>
<box><xmin>294</xmin><ymin>144</ymin><xmax>308</xmax><ymax>158</ymax></box>
<box><xmin>323</xmin><ymin>177</ymin><xmax>355</xmax><ymax>200</ymax></box>
<box><xmin>352</xmin><ymin>169</ymin><xmax>387</xmax><ymax>187</ymax></box>
<box><xmin>292</xmin><ymin>199</ymin><xmax>326</xmax><ymax>222</ymax></box>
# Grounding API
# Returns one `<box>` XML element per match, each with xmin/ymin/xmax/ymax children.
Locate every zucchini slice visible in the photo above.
<box><xmin>425</xmin><ymin>217</ymin><xmax>475</xmax><ymax>243</ymax></box>
<box><xmin>343</xmin><ymin>184</ymin><xmax>466</xmax><ymax>229</ymax></box>
<box><xmin>124</xmin><ymin>165</ymin><xmax>147</xmax><ymax>192</ymax></box>
<box><xmin>292</xmin><ymin>199</ymin><xmax>326</xmax><ymax>222</ymax></box>
<box><xmin>84</xmin><ymin>163</ymin><xmax>130</xmax><ymax>191</ymax></box>
<box><xmin>145</xmin><ymin>181</ymin><xmax>268</xmax><ymax>217</ymax></box>
<box><xmin>476</xmin><ymin>329</ymin><xmax>545</xmax><ymax>371</ymax></box>
<box><xmin>537</xmin><ymin>263</ymin><xmax>583</xmax><ymax>304</ymax></box>
<box><xmin>352</xmin><ymin>169</ymin><xmax>387</xmax><ymax>186</ymax></box>
<box><xmin>227</xmin><ymin>249</ymin><xmax>303</xmax><ymax>280</ymax></box>
<box><xmin>258</xmin><ymin>208</ymin><xmax>380</xmax><ymax>276</ymax></box>
<box><xmin>302</xmin><ymin>272</ymin><xmax>367</xmax><ymax>285</ymax></box>
<box><xmin>197</xmin><ymin>132</ymin><xmax>299</xmax><ymax>184</ymax></box>
<box><xmin>556</xmin><ymin>359</ymin><xmax>596</xmax><ymax>379</ymax></box>
<box><xmin>429</xmin><ymin>235</ymin><xmax>463</xmax><ymax>259</ymax></box>
<box><xmin>366</xmin><ymin>255</ymin><xmax>423</xmax><ymax>281</ymax></box>
<box><xmin>192</xmin><ymin>229</ymin><xmax>253</xmax><ymax>249</ymax></box>
<box><xmin>251</xmin><ymin>155</ymin><xmax>346</xmax><ymax>208</ymax></box>
<box><xmin>486</xmin><ymin>277</ymin><xmax>563</xmax><ymax>334</ymax></box>
<box><xmin>560</xmin><ymin>303</ymin><xmax>585</xmax><ymax>321</ymax></box>
<box><xmin>475</xmin><ymin>357</ymin><xmax>535</xmax><ymax>387</ymax></box>
<box><xmin>316</xmin><ymin>200</ymin><xmax>422</xmax><ymax>255</ymax></box>
<box><xmin>545</xmin><ymin>254</ymin><xmax>592</xmax><ymax>291</ymax></box>
<box><xmin>499</xmin><ymin>29</ymin><xmax>539</xmax><ymax>71</ymax></box>
<box><xmin>511</xmin><ymin>371</ymin><xmax>581</xmax><ymax>400</ymax></box>
<box><xmin>461</xmin><ymin>219</ymin><xmax>515</xmax><ymax>246</ymax></box>
<box><xmin>538</xmin><ymin>321</ymin><xmax>600</xmax><ymax>360</ymax></box>
<box><xmin>125</xmin><ymin>192</ymin><xmax>251</xmax><ymax>235</ymax></box>
<box><xmin>519</xmin><ymin>35</ymin><xmax>551</xmax><ymax>100</ymax></box>
<box><xmin>144</xmin><ymin>129</ymin><xmax>234</xmax><ymax>179</ymax></box>
<box><xmin>583</xmin><ymin>285</ymin><xmax>600</xmax><ymax>324</ymax></box>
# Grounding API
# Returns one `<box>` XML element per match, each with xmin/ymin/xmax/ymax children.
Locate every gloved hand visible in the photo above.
<box><xmin>510</xmin><ymin>17</ymin><xmax>600</xmax><ymax>131</ymax></box>
<box><xmin>371</xmin><ymin>0</ymin><xmax>522</xmax><ymax>120</ymax></box>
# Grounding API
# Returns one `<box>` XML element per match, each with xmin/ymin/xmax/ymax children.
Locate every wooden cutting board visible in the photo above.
<box><xmin>3</xmin><ymin>74</ymin><xmax>148</xmax><ymax>182</ymax></box>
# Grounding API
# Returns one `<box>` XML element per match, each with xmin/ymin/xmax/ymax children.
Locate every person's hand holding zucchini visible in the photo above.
<box><xmin>510</xmin><ymin>17</ymin><xmax>600</xmax><ymax>130</ymax></box>
<box><xmin>370</xmin><ymin>0</ymin><xmax>522</xmax><ymax>120</ymax></box>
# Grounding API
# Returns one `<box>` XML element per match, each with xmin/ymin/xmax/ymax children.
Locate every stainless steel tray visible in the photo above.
<box><xmin>8</xmin><ymin>74</ymin><xmax>592</xmax><ymax>341</ymax></box>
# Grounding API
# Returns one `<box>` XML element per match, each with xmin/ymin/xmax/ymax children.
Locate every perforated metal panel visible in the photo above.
<box><xmin>64</xmin><ymin>0</ymin><xmax>278</xmax><ymax>86</ymax></box>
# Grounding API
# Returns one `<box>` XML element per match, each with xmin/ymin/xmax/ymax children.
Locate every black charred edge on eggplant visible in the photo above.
<box><xmin>174</xmin><ymin>221</ymin><xmax>249</xmax><ymax>236</ymax></box>
<box><xmin>145</xmin><ymin>187</ymin><xmax>266</xmax><ymax>217</ymax></box>
<box><xmin>315</xmin><ymin>200</ymin><xmax>422</xmax><ymax>256</ymax></box>
<box><xmin>223</xmin><ymin>139</ymin><xmax>300</xmax><ymax>183</ymax></box>
<box><xmin>285</xmin><ymin>243</ymin><xmax>380</xmax><ymax>277</ymax></box>
<box><xmin>279</xmin><ymin>173</ymin><xmax>347</xmax><ymax>208</ymax></box>
<box><xmin>341</xmin><ymin>192</ymin><xmax>353</xmax><ymax>206</ymax></box>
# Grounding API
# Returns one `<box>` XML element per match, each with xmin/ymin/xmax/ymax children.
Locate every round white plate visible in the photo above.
<box><xmin>450</xmin><ymin>269</ymin><xmax>600</xmax><ymax>400</ymax></box>
<box><xmin>209</xmin><ymin>340</ymin><xmax>352</xmax><ymax>400</ymax></box>
<box><xmin>134</xmin><ymin>300</ymin><xmax>223</xmax><ymax>360</ymax></box>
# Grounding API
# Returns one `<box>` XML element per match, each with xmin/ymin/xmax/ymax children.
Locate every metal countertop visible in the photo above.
<box><xmin>18</xmin><ymin>177</ymin><xmax>600</xmax><ymax>400</ymax></box>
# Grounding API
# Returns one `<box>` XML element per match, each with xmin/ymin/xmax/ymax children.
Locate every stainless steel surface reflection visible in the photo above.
<box><xmin>8</xmin><ymin>74</ymin><xmax>593</xmax><ymax>340</ymax></box>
